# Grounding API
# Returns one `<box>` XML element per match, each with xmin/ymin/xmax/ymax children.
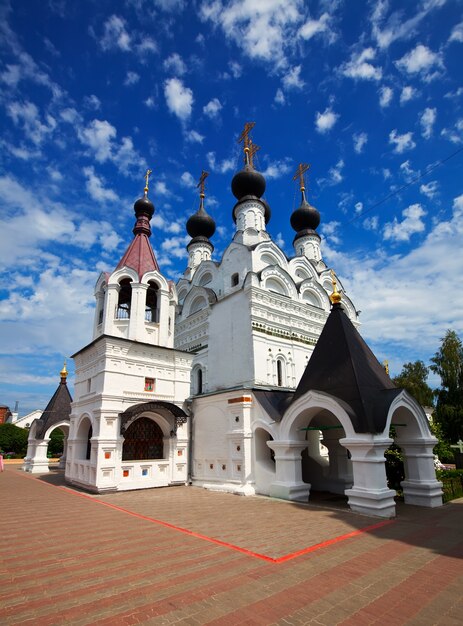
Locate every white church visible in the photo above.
<box><xmin>24</xmin><ymin>125</ymin><xmax>443</xmax><ymax>518</ymax></box>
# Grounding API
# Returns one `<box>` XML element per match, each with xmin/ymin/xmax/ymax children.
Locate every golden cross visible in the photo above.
<box><xmin>238</xmin><ymin>121</ymin><xmax>256</xmax><ymax>150</ymax></box>
<box><xmin>292</xmin><ymin>163</ymin><xmax>311</xmax><ymax>192</ymax></box>
<box><xmin>248</xmin><ymin>141</ymin><xmax>260</xmax><ymax>168</ymax></box>
<box><xmin>144</xmin><ymin>169</ymin><xmax>153</xmax><ymax>192</ymax></box>
<box><xmin>197</xmin><ymin>170</ymin><xmax>209</xmax><ymax>197</ymax></box>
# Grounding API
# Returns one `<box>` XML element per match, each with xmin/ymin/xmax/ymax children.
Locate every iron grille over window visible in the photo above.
<box><xmin>122</xmin><ymin>417</ymin><xmax>164</xmax><ymax>461</ymax></box>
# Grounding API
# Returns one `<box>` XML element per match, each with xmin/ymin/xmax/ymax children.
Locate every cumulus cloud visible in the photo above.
<box><xmin>206</xmin><ymin>151</ymin><xmax>235</xmax><ymax>174</ymax></box>
<box><xmin>100</xmin><ymin>15</ymin><xmax>131</xmax><ymax>52</ymax></box>
<box><xmin>260</xmin><ymin>158</ymin><xmax>292</xmax><ymax>179</ymax></box>
<box><xmin>299</xmin><ymin>12</ymin><xmax>332</xmax><ymax>41</ymax></box>
<box><xmin>83</xmin><ymin>166</ymin><xmax>119</xmax><ymax>203</ymax></box>
<box><xmin>163</xmin><ymin>53</ymin><xmax>187</xmax><ymax>75</ymax></box>
<box><xmin>180</xmin><ymin>171</ymin><xmax>196</xmax><ymax>187</ymax></box>
<box><xmin>274</xmin><ymin>88</ymin><xmax>285</xmax><ymax>105</ymax></box>
<box><xmin>420</xmin><ymin>107</ymin><xmax>436</xmax><ymax>139</ymax></box>
<box><xmin>282</xmin><ymin>65</ymin><xmax>304</xmax><ymax>90</ymax></box>
<box><xmin>203</xmin><ymin>97</ymin><xmax>222</xmax><ymax>119</ymax></box>
<box><xmin>395</xmin><ymin>44</ymin><xmax>443</xmax><ymax>80</ymax></box>
<box><xmin>184</xmin><ymin>129</ymin><xmax>204</xmax><ymax>143</ymax></box>
<box><xmin>389</xmin><ymin>129</ymin><xmax>416</xmax><ymax>153</ymax></box>
<box><xmin>420</xmin><ymin>181</ymin><xmax>438</xmax><ymax>199</ymax></box>
<box><xmin>379</xmin><ymin>85</ymin><xmax>393</xmax><ymax>107</ymax></box>
<box><xmin>383</xmin><ymin>203</ymin><xmax>426</xmax><ymax>242</ymax></box>
<box><xmin>7</xmin><ymin>101</ymin><xmax>56</xmax><ymax>146</ymax></box>
<box><xmin>315</xmin><ymin>107</ymin><xmax>338</xmax><ymax>133</ymax></box>
<box><xmin>353</xmin><ymin>132</ymin><xmax>368</xmax><ymax>154</ymax></box>
<box><xmin>441</xmin><ymin>118</ymin><xmax>463</xmax><ymax>143</ymax></box>
<box><xmin>199</xmin><ymin>0</ymin><xmax>302</xmax><ymax>69</ymax></box>
<box><xmin>341</xmin><ymin>47</ymin><xmax>382</xmax><ymax>81</ymax></box>
<box><xmin>449</xmin><ymin>21</ymin><xmax>463</xmax><ymax>43</ymax></box>
<box><xmin>124</xmin><ymin>71</ymin><xmax>140</xmax><ymax>86</ymax></box>
<box><xmin>328</xmin><ymin>159</ymin><xmax>344</xmax><ymax>185</ymax></box>
<box><xmin>164</xmin><ymin>78</ymin><xmax>194</xmax><ymax>121</ymax></box>
<box><xmin>400</xmin><ymin>86</ymin><xmax>416</xmax><ymax>104</ymax></box>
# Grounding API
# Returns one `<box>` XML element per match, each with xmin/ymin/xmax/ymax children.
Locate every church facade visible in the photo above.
<box><xmin>25</xmin><ymin>126</ymin><xmax>443</xmax><ymax>518</ymax></box>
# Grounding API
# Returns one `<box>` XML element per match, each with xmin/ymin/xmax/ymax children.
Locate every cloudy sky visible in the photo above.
<box><xmin>1</xmin><ymin>0</ymin><xmax>462</xmax><ymax>415</ymax></box>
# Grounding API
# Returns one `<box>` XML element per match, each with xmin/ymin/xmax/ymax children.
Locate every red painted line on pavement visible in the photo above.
<box><xmin>14</xmin><ymin>470</ymin><xmax>395</xmax><ymax>563</ymax></box>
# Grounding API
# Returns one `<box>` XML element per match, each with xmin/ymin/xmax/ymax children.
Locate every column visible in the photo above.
<box><xmin>268</xmin><ymin>440</ymin><xmax>311</xmax><ymax>502</ymax></box>
<box><xmin>321</xmin><ymin>432</ymin><xmax>353</xmax><ymax>495</ymax></box>
<box><xmin>341</xmin><ymin>436</ymin><xmax>396</xmax><ymax>518</ymax></box>
<box><xmin>399</xmin><ymin>438</ymin><xmax>443</xmax><ymax>507</ymax></box>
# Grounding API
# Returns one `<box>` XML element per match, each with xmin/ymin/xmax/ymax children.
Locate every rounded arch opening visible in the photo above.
<box><xmin>145</xmin><ymin>280</ymin><xmax>159</xmax><ymax>323</ymax></box>
<box><xmin>302</xmin><ymin>290</ymin><xmax>322</xmax><ymax>308</ymax></box>
<box><xmin>75</xmin><ymin>417</ymin><xmax>93</xmax><ymax>460</ymax></box>
<box><xmin>122</xmin><ymin>417</ymin><xmax>164</xmax><ymax>461</ymax></box>
<box><xmin>190</xmin><ymin>295</ymin><xmax>207</xmax><ymax>315</ymax></box>
<box><xmin>266</xmin><ymin>277</ymin><xmax>288</xmax><ymax>296</ymax></box>
<box><xmin>254</xmin><ymin>427</ymin><xmax>276</xmax><ymax>496</ymax></box>
<box><xmin>117</xmin><ymin>278</ymin><xmax>132</xmax><ymax>319</ymax></box>
<box><xmin>198</xmin><ymin>272</ymin><xmax>213</xmax><ymax>286</ymax></box>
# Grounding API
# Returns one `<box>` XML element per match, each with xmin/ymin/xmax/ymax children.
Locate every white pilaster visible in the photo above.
<box><xmin>399</xmin><ymin>438</ymin><xmax>443</xmax><ymax>507</ymax></box>
<box><xmin>268</xmin><ymin>440</ymin><xmax>311</xmax><ymax>502</ymax></box>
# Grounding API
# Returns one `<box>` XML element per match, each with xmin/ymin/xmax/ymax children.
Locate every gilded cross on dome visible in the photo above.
<box><xmin>329</xmin><ymin>269</ymin><xmax>342</xmax><ymax>305</ymax></box>
<box><xmin>144</xmin><ymin>169</ymin><xmax>153</xmax><ymax>193</ymax></box>
<box><xmin>238</xmin><ymin>121</ymin><xmax>256</xmax><ymax>165</ymax></box>
<box><xmin>293</xmin><ymin>163</ymin><xmax>311</xmax><ymax>192</ymax></box>
<box><xmin>197</xmin><ymin>170</ymin><xmax>209</xmax><ymax>198</ymax></box>
<box><xmin>248</xmin><ymin>141</ymin><xmax>260</xmax><ymax>168</ymax></box>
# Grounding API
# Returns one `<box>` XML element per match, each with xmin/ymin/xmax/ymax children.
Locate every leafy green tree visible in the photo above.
<box><xmin>48</xmin><ymin>428</ymin><xmax>64</xmax><ymax>456</ymax></box>
<box><xmin>0</xmin><ymin>423</ymin><xmax>29</xmax><ymax>456</ymax></box>
<box><xmin>392</xmin><ymin>360</ymin><xmax>434</xmax><ymax>407</ymax></box>
<box><xmin>430</xmin><ymin>330</ymin><xmax>463</xmax><ymax>443</ymax></box>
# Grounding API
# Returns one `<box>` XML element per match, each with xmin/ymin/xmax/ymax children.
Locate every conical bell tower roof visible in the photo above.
<box><xmin>291</xmin><ymin>273</ymin><xmax>400</xmax><ymax>433</ymax></box>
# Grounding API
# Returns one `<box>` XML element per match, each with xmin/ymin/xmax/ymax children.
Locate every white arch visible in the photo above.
<box><xmin>384</xmin><ymin>390</ymin><xmax>435</xmax><ymax>441</ymax></box>
<box><xmin>301</xmin><ymin>289</ymin><xmax>322</xmax><ymax>308</ymax></box>
<box><xmin>142</xmin><ymin>270</ymin><xmax>169</xmax><ymax>291</ymax></box>
<box><xmin>108</xmin><ymin>267</ymin><xmax>139</xmax><ymax>285</ymax></box>
<box><xmin>279</xmin><ymin>390</ymin><xmax>356</xmax><ymax>441</ymax></box>
<box><xmin>123</xmin><ymin>412</ymin><xmax>172</xmax><ymax>439</ymax></box>
<box><xmin>44</xmin><ymin>421</ymin><xmax>70</xmax><ymax>440</ymax></box>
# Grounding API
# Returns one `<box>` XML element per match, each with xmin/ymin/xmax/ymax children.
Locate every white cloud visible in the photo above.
<box><xmin>395</xmin><ymin>44</ymin><xmax>443</xmax><ymax>80</ymax></box>
<box><xmin>328</xmin><ymin>159</ymin><xmax>344</xmax><ymax>185</ymax></box>
<box><xmin>441</xmin><ymin>119</ymin><xmax>463</xmax><ymax>143</ymax></box>
<box><xmin>124</xmin><ymin>71</ymin><xmax>140</xmax><ymax>86</ymax></box>
<box><xmin>136</xmin><ymin>37</ymin><xmax>158</xmax><ymax>56</ymax></box>
<box><xmin>160</xmin><ymin>234</ymin><xmax>189</xmax><ymax>259</ymax></box>
<box><xmin>199</xmin><ymin>0</ymin><xmax>302</xmax><ymax>69</ymax></box>
<box><xmin>184</xmin><ymin>129</ymin><xmax>204</xmax><ymax>144</ymax></box>
<box><xmin>260</xmin><ymin>158</ymin><xmax>292</xmax><ymax>179</ymax></box>
<box><xmin>78</xmin><ymin>119</ymin><xmax>145</xmax><ymax>175</ymax></box>
<box><xmin>299</xmin><ymin>12</ymin><xmax>331</xmax><ymax>41</ymax></box>
<box><xmin>83</xmin><ymin>94</ymin><xmax>101</xmax><ymax>110</ymax></box>
<box><xmin>274</xmin><ymin>88</ymin><xmax>285</xmax><ymax>105</ymax></box>
<box><xmin>449</xmin><ymin>21</ymin><xmax>463</xmax><ymax>43</ymax></box>
<box><xmin>229</xmin><ymin>61</ymin><xmax>242</xmax><ymax>78</ymax></box>
<box><xmin>400</xmin><ymin>160</ymin><xmax>419</xmax><ymax>182</ymax></box>
<box><xmin>180</xmin><ymin>171</ymin><xmax>196</xmax><ymax>187</ymax></box>
<box><xmin>330</xmin><ymin>194</ymin><xmax>463</xmax><ymax>360</ymax></box>
<box><xmin>379</xmin><ymin>85</ymin><xmax>393</xmax><ymax>107</ymax></box>
<box><xmin>420</xmin><ymin>107</ymin><xmax>436</xmax><ymax>139</ymax></box>
<box><xmin>363</xmin><ymin>215</ymin><xmax>379</xmax><ymax>231</ymax></box>
<box><xmin>100</xmin><ymin>15</ymin><xmax>131</xmax><ymax>52</ymax></box>
<box><xmin>341</xmin><ymin>47</ymin><xmax>382</xmax><ymax>81</ymax></box>
<box><xmin>164</xmin><ymin>78</ymin><xmax>194</xmax><ymax>121</ymax></box>
<box><xmin>353</xmin><ymin>132</ymin><xmax>368</xmax><ymax>154</ymax></box>
<box><xmin>389</xmin><ymin>129</ymin><xmax>416</xmax><ymax>153</ymax></box>
<box><xmin>203</xmin><ymin>97</ymin><xmax>222</xmax><ymax>119</ymax></box>
<box><xmin>152</xmin><ymin>213</ymin><xmax>183</xmax><ymax>234</ymax></box>
<box><xmin>282</xmin><ymin>65</ymin><xmax>304</xmax><ymax>90</ymax></box>
<box><xmin>400</xmin><ymin>85</ymin><xmax>416</xmax><ymax>104</ymax></box>
<box><xmin>83</xmin><ymin>166</ymin><xmax>119</xmax><ymax>203</ymax></box>
<box><xmin>144</xmin><ymin>96</ymin><xmax>155</xmax><ymax>109</ymax></box>
<box><xmin>355</xmin><ymin>201</ymin><xmax>363</xmax><ymax>214</ymax></box>
<box><xmin>420</xmin><ymin>181</ymin><xmax>438</xmax><ymax>199</ymax></box>
<box><xmin>315</xmin><ymin>107</ymin><xmax>338</xmax><ymax>133</ymax></box>
<box><xmin>7</xmin><ymin>101</ymin><xmax>56</xmax><ymax>146</ymax></box>
<box><xmin>163</xmin><ymin>53</ymin><xmax>187</xmax><ymax>75</ymax></box>
<box><xmin>275</xmin><ymin>232</ymin><xmax>285</xmax><ymax>248</ymax></box>
<box><xmin>321</xmin><ymin>220</ymin><xmax>341</xmax><ymax>245</ymax></box>
<box><xmin>383</xmin><ymin>203</ymin><xmax>426</xmax><ymax>242</ymax></box>
<box><xmin>206</xmin><ymin>151</ymin><xmax>235</xmax><ymax>174</ymax></box>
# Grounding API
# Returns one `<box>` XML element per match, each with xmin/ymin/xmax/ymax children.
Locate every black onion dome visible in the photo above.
<box><xmin>134</xmin><ymin>194</ymin><xmax>155</xmax><ymax>219</ymax></box>
<box><xmin>186</xmin><ymin>204</ymin><xmax>216</xmax><ymax>239</ymax></box>
<box><xmin>231</xmin><ymin>164</ymin><xmax>266</xmax><ymax>200</ymax></box>
<box><xmin>290</xmin><ymin>197</ymin><xmax>320</xmax><ymax>233</ymax></box>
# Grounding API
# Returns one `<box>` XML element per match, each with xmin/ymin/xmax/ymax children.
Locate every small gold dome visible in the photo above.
<box><xmin>60</xmin><ymin>360</ymin><xmax>68</xmax><ymax>380</ymax></box>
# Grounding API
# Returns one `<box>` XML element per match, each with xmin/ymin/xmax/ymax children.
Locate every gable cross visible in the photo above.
<box><xmin>292</xmin><ymin>163</ymin><xmax>311</xmax><ymax>192</ymax></box>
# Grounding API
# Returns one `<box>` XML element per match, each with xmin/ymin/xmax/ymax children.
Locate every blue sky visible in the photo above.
<box><xmin>1</xmin><ymin>0</ymin><xmax>462</xmax><ymax>416</ymax></box>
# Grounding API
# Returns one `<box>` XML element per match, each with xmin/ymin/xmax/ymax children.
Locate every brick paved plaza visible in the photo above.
<box><xmin>1</xmin><ymin>467</ymin><xmax>462</xmax><ymax>625</ymax></box>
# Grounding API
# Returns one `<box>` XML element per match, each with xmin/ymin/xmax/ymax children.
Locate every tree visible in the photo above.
<box><xmin>430</xmin><ymin>330</ymin><xmax>463</xmax><ymax>443</ymax></box>
<box><xmin>48</xmin><ymin>428</ymin><xmax>64</xmax><ymax>456</ymax></box>
<box><xmin>0</xmin><ymin>423</ymin><xmax>29</xmax><ymax>456</ymax></box>
<box><xmin>392</xmin><ymin>360</ymin><xmax>434</xmax><ymax>407</ymax></box>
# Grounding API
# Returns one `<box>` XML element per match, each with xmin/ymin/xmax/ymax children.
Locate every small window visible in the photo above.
<box><xmin>231</xmin><ymin>273</ymin><xmax>239</xmax><ymax>287</ymax></box>
<box><xmin>197</xmin><ymin>368</ymin><xmax>203</xmax><ymax>394</ymax></box>
<box><xmin>87</xmin><ymin>379</ymin><xmax>91</xmax><ymax>393</ymax></box>
<box><xmin>98</xmin><ymin>308</ymin><xmax>104</xmax><ymax>324</ymax></box>
<box><xmin>144</xmin><ymin>377</ymin><xmax>155</xmax><ymax>392</ymax></box>
<box><xmin>277</xmin><ymin>360</ymin><xmax>284</xmax><ymax>387</ymax></box>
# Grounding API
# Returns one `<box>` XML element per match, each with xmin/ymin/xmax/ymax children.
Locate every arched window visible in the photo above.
<box><xmin>197</xmin><ymin>368</ymin><xmax>203</xmax><ymax>394</ymax></box>
<box><xmin>116</xmin><ymin>279</ymin><xmax>132</xmax><ymax>319</ymax></box>
<box><xmin>86</xmin><ymin>425</ymin><xmax>93</xmax><ymax>461</ymax></box>
<box><xmin>276</xmin><ymin>359</ymin><xmax>285</xmax><ymax>387</ymax></box>
<box><xmin>231</xmin><ymin>273</ymin><xmax>239</xmax><ymax>287</ymax></box>
<box><xmin>122</xmin><ymin>417</ymin><xmax>164</xmax><ymax>461</ymax></box>
<box><xmin>145</xmin><ymin>281</ymin><xmax>159</xmax><ymax>322</ymax></box>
